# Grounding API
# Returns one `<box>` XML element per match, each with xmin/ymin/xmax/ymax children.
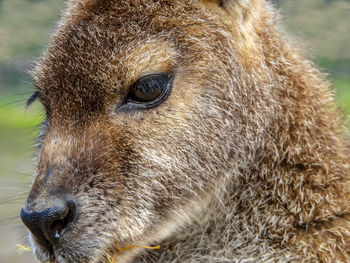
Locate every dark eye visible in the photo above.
<box><xmin>118</xmin><ymin>73</ymin><xmax>173</xmax><ymax>112</ymax></box>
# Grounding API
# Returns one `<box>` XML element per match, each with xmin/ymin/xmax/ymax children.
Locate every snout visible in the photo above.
<box><xmin>21</xmin><ymin>196</ymin><xmax>76</xmax><ymax>250</ymax></box>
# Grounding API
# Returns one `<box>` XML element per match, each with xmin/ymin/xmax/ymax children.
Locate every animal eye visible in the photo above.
<box><xmin>123</xmin><ymin>73</ymin><xmax>173</xmax><ymax>111</ymax></box>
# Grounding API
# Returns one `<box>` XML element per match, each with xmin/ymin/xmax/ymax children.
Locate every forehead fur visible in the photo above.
<box><xmin>32</xmin><ymin>0</ymin><xmax>231</xmax><ymax>120</ymax></box>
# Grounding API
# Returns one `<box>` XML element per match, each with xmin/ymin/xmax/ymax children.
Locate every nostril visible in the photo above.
<box><xmin>51</xmin><ymin>220</ymin><xmax>66</xmax><ymax>239</ymax></box>
<box><xmin>50</xmin><ymin>200</ymin><xmax>75</xmax><ymax>240</ymax></box>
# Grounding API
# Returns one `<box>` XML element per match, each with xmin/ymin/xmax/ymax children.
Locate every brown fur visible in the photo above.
<box><xmin>23</xmin><ymin>0</ymin><xmax>350</xmax><ymax>262</ymax></box>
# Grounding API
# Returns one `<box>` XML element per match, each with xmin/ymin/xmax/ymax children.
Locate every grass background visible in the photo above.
<box><xmin>0</xmin><ymin>0</ymin><xmax>349</xmax><ymax>262</ymax></box>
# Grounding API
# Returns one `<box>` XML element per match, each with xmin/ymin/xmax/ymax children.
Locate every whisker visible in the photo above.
<box><xmin>0</xmin><ymin>214</ymin><xmax>23</xmax><ymax>227</ymax></box>
<box><xmin>0</xmin><ymin>91</ymin><xmax>35</xmax><ymax>100</ymax></box>
<box><xmin>0</xmin><ymin>190</ymin><xmax>28</xmax><ymax>202</ymax></box>
<box><xmin>0</xmin><ymin>198</ymin><xmax>27</xmax><ymax>205</ymax></box>
<box><xmin>0</xmin><ymin>168</ymin><xmax>33</xmax><ymax>177</ymax></box>
<box><xmin>0</xmin><ymin>221</ymin><xmax>24</xmax><ymax>229</ymax></box>
<box><xmin>0</xmin><ymin>99</ymin><xmax>29</xmax><ymax>109</ymax></box>
<box><xmin>0</xmin><ymin>185</ymin><xmax>30</xmax><ymax>190</ymax></box>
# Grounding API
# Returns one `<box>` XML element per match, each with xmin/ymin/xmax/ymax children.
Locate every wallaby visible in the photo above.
<box><xmin>21</xmin><ymin>0</ymin><xmax>350</xmax><ymax>262</ymax></box>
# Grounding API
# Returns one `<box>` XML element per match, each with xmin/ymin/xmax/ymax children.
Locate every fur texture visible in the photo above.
<box><xmin>22</xmin><ymin>0</ymin><xmax>350</xmax><ymax>262</ymax></box>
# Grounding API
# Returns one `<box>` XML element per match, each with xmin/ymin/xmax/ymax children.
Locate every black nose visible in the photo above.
<box><xmin>21</xmin><ymin>197</ymin><xmax>76</xmax><ymax>248</ymax></box>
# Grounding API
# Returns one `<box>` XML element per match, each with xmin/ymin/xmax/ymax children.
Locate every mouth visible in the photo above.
<box><xmin>27</xmin><ymin>233</ymin><xmax>161</xmax><ymax>263</ymax></box>
<box><xmin>21</xmin><ymin>191</ymin><xmax>161</xmax><ymax>263</ymax></box>
<box><xmin>28</xmin><ymin>237</ymin><xmax>108</xmax><ymax>263</ymax></box>
<box><xmin>29</xmin><ymin>237</ymin><xmax>54</xmax><ymax>263</ymax></box>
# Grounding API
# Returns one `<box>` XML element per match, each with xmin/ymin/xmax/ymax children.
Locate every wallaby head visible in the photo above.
<box><xmin>21</xmin><ymin>0</ymin><xmax>350</xmax><ymax>263</ymax></box>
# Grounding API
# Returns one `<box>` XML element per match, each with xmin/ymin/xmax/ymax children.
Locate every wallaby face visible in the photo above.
<box><xmin>22</xmin><ymin>1</ymin><xmax>245</xmax><ymax>262</ymax></box>
<box><xmin>21</xmin><ymin>0</ymin><xmax>350</xmax><ymax>263</ymax></box>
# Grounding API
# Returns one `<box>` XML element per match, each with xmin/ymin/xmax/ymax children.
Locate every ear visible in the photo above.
<box><xmin>200</xmin><ymin>0</ymin><xmax>261</xmax><ymax>11</ymax></box>
<box><xmin>199</xmin><ymin>0</ymin><xmax>265</xmax><ymax>24</ymax></box>
<box><xmin>198</xmin><ymin>0</ymin><xmax>270</xmax><ymax>68</ymax></box>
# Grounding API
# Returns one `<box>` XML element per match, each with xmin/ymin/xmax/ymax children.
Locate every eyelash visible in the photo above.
<box><xmin>27</xmin><ymin>91</ymin><xmax>40</xmax><ymax>108</ymax></box>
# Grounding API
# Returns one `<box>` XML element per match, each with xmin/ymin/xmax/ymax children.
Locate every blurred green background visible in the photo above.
<box><xmin>0</xmin><ymin>0</ymin><xmax>349</xmax><ymax>262</ymax></box>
